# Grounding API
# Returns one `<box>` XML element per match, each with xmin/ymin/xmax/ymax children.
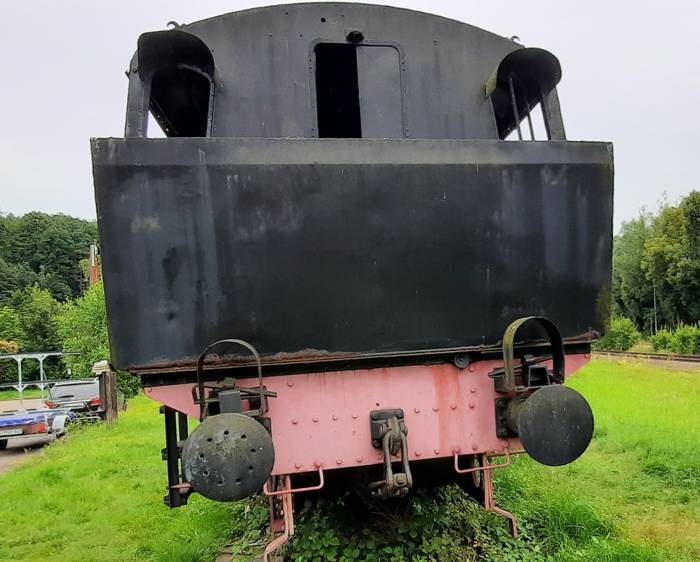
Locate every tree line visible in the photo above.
<box><xmin>0</xmin><ymin>212</ymin><xmax>98</xmax><ymax>303</ymax></box>
<box><xmin>612</xmin><ymin>190</ymin><xmax>700</xmax><ymax>335</ymax></box>
<box><xmin>0</xmin><ymin>212</ymin><xmax>96</xmax><ymax>378</ymax></box>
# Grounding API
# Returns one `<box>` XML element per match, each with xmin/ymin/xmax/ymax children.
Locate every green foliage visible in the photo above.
<box><xmin>0</xmin><ymin>305</ymin><xmax>25</xmax><ymax>344</ymax></box>
<box><xmin>612</xmin><ymin>214</ymin><xmax>654</xmax><ymax>329</ymax></box>
<box><xmin>8</xmin><ymin>285</ymin><xmax>62</xmax><ymax>352</ymax></box>
<box><xmin>652</xmin><ymin>324</ymin><xmax>700</xmax><ymax>354</ymax></box>
<box><xmin>594</xmin><ymin>317</ymin><xmax>641</xmax><ymax>351</ymax></box>
<box><xmin>287</xmin><ymin>487</ymin><xmax>538</xmax><ymax>562</ymax></box>
<box><xmin>651</xmin><ymin>328</ymin><xmax>673</xmax><ymax>352</ymax></box>
<box><xmin>0</xmin><ymin>258</ymin><xmax>38</xmax><ymax>304</ymax></box>
<box><xmin>668</xmin><ymin>323</ymin><xmax>700</xmax><ymax>354</ymax></box>
<box><xmin>57</xmin><ymin>281</ymin><xmax>109</xmax><ymax>376</ymax></box>
<box><xmin>116</xmin><ymin>371</ymin><xmax>142</xmax><ymax>399</ymax></box>
<box><xmin>0</xmin><ymin>285</ymin><xmax>64</xmax><ymax>380</ymax></box>
<box><xmin>613</xmin><ymin>191</ymin><xmax>700</xmax><ymax>331</ymax></box>
<box><xmin>0</xmin><ymin>212</ymin><xmax>97</xmax><ymax>304</ymax></box>
<box><xmin>56</xmin><ymin>281</ymin><xmax>139</xmax><ymax>397</ymax></box>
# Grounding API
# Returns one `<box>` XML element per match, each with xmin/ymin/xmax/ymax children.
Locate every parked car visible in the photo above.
<box><xmin>0</xmin><ymin>408</ymin><xmax>75</xmax><ymax>450</ymax></box>
<box><xmin>45</xmin><ymin>379</ymin><xmax>104</xmax><ymax>420</ymax></box>
<box><xmin>45</xmin><ymin>378</ymin><xmax>125</xmax><ymax>420</ymax></box>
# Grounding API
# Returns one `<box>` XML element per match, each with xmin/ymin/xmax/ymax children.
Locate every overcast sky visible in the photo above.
<box><xmin>0</xmin><ymin>0</ymin><xmax>697</xmax><ymax>232</ymax></box>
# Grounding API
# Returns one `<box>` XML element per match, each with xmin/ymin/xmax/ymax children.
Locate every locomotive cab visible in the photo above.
<box><xmin>91</xmin><ymin>3</ymin><xmax>612</xmax><ymax>554</ymax></box>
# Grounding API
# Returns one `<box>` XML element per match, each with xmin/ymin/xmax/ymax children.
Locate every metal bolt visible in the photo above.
<box><xmin>432</xmin><ymin>406</ymin><xmax>439</xmax><ymax>412</ymax></box>
<box><xmin>450</xmin><ymin>404</ymin><xmax>457</xmax><ymax>410</ymax></box>
<box><xmin>415</xmin><ymin>450</ymin><xmax>421</xmax><ymax>457</ymax></box>
<box><xmin>336</xmin><ymin>459</ymin><xmax>343</xmax><ymax>465</ymax></box>
<box><xmin>468</xmin><ymin>365</ymin><xmax>475</xmax><ymax>373</ymax></box>
<box><xmin>356</xmin><ymin>456</ymin><xmax>363</xmax><ymax>463</ymax></box>
<box><xmin>352</xmin><ymin>413</ymin><xmax>358</xmax><ymax>419</ymax></box>
<box><xmin>472</xmin><ymin>443</ymin><xmax>479</xmax><ymax>451</ymax></box>
<box><xmin>434</xmin><ymin>449</ymin><xmax>440</xmax><ymax>455</ymax></box>
<box><xmin>332</xmin><ymin>414</ymin><xmax>339</xmax><ymax>421</ymax></box>
<box><xmin>470</xmin><ymin>387</ymin><xmax>477</xmax><ymax>394</ymax></box>
<box><xmin>294</xmin><ymin>462</ymin><xmax>302</xmax><ymax>469</ymax></box>
<box><xmin>452</xmin><ymin>447</ymin><xmax>460</xmax><ymax>454</ymax></box>
<box><xmin>414</xmin><ymin>407</ymin><xmax>420</xmax><ymax>413</ymax></box>
<box><xmin>312</xmin><ymin>416</ymin><xmax>319</xmax><ymax>423</ymax></box>
<box><xmin>292</xmin><ymin>418</ymin><xmax>299</xmax><ymax>424</ymax></box>
<box><xmin>287</xmin><ymin>381</ymin><xmax>294</xmax><ymax>387</ymax></box>
<box><xmin>468</xmin><ymin>402</ymin><xmax>476</xmax><ymax>409</ymax></box>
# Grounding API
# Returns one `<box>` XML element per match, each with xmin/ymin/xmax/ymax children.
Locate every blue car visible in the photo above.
<box><xmin>0</xmin><ymin>407</ymin><xmax>76</xmax><ymax>450</ymax></box>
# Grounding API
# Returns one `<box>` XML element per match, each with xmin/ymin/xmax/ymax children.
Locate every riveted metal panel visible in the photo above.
<box><xmin>132</xmin><ymin>3</ymin><xmax>520</xmax><ymax>139</ymax></box>
<box><xmin>91</xmin><ymin>138</ymin><xmax>613</xmax><ymax>372</ymax></box>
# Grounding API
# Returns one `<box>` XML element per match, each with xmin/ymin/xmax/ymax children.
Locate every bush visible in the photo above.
<box><xmin>651</xmin><ymin>324</ymin><xmax>700</xmax><ymax>354</ymax></box>
<box><xmin>594</xmin><ymin>317</ymin><xmax>641</xmax><ymax>351</ymax></box>
<box><xmin>669</xmin><ymin>323</ymin><xmax>700</xmax><ymax>354</ymax></box>
<box><xmin>56</xmin><ymin>281</ymin><xmax>109</xmax><ymax>377</ymax></box>
<box><xmin>116</xmin><ymin>371</ymin><xmax>142</xmax><ymax>399</ymax></box>
<box><xmin>650</xmin><ymin>328</ymin><xmax>673</xmax><ymax>352</ymax></box>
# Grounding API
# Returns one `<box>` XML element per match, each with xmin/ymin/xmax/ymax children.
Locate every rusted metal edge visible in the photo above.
<box><xmin>134</xmin><ymin>334</ymin><xmax>597</xmax><ymax>376</ymax></box>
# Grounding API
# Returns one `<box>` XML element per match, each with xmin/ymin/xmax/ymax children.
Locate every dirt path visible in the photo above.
<box><xmin>0</xmin><ymin>435</ymin><xmax>53</xmax><ymax>475</ymax></box>
<box><xmin>0</xmin><ymin>399</ymin><xmax>44</xmax><ymax>413</ymax></box>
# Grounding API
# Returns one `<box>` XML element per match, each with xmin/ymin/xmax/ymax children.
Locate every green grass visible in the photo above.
<box><xmin>498</xmin><ymin>359</ymin><xmax>700</xmax><ymax>561</ymax></box>
<box><xmin>627</xmin><ymin>340</ymin><xmax>655</xmax><ymax>353</ymax></box>
<box><xmin>0</xmin><ymin>359</ymin><xmax>697</xmax><ymax>561</ymax></box>
<box><xmin>0</xmin><ymin>396</ymin><xmax>266</xmax><ymax>562</ymax></box>
<box><xmin>0</xmin><ymin>388</ymin><xmax>43</xmax><ymax>401</ymax></box>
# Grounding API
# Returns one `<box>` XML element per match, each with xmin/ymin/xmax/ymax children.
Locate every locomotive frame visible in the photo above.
<box><xmin>91</xmin><ymin>3</ymin><xmax>613</xmax><ymax>559</ymax></box>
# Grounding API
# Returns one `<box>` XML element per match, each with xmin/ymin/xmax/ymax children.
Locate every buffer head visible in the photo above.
<box><xmin>517</xmin><ymin>385</ymin><xmax>594</xmax><ymax>466</ymax></box>
<box><xmin>182</xmin><ymin>413</ymin><xmax>275</xmax><ymax>501</ymax></box>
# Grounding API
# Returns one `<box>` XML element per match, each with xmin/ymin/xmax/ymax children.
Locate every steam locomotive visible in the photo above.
<box><xmin>91</xmin><ymin>3</ymin><xmax>613</xmax><ymax>559</ymax></box>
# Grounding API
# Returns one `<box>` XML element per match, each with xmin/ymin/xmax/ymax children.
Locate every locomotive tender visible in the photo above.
<box><xmin>91</xmin><ymin>3</ymin><xmax>612</xmax><ymax>558</ymax></box>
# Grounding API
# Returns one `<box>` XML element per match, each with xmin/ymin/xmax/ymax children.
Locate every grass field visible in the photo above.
<box><xmin>0</xmin><ymin>388</ymin><xmax>43</xmax><ymax>401</ymax></box>
<box><xmin>498</xmin><ymin>359</ymin><xmax>700</xmax><ymax>561</ymax></box>
<box><xmin>0</xmin><ymin>359</ymin><xmax>697</xmax><ymax>561</ymax></box>
<box><xmin>0</xmin><ymin>398</ymin><xmax>259</xmax><ymax>562</ymax></box>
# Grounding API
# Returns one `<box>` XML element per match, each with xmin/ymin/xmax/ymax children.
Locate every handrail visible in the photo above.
<box><xmin>263</xmin><ymin>468</ymin><xmax>325</xmax><ymax>497</ymax></box>
<box><xmin>454</xmin><ymin>449</ymin><xmax>512</xmax><ymax>475</ymax></box>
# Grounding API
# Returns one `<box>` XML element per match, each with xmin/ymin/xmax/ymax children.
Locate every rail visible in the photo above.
<box><xmin>593</xmin><ymin>350</ymin><xmax>700</xmax><ymax>364</ymax></box>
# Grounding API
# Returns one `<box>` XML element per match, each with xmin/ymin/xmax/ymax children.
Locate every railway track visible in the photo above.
<box><xmin>593</xmin><ymin>350</ymin><xmax>700</xmax><ymax>365</ymax></box>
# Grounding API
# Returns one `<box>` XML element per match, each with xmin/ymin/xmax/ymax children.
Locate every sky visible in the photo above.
<box><xmin>0</xmin><ymin>0</ymin><xmax>698</xmax><ymax>233</ymax></box>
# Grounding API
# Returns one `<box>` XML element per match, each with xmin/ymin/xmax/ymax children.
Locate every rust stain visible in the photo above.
<box><xmin>432</xmin><ymin>365</ymin><xmax>454</xmax><ymax>454</ymax></box>
<box><xmin>134</xmin><ymin>334</ymin><xmax>598</xmax><ymax>376</ymax></box>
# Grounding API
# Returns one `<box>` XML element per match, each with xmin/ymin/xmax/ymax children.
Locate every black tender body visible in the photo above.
<box><xmin>91</xmin><ymin>3</ymin><xmax>613</xmax><ymax>374</ymax></box>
